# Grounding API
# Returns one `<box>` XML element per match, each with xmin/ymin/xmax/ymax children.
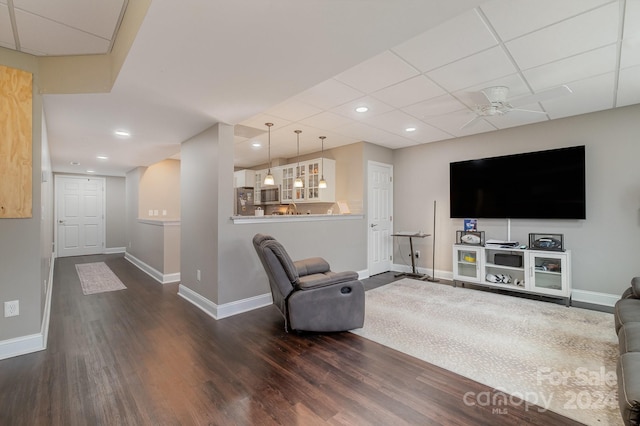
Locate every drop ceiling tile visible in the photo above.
<box><xmin>403</xmin><ymin>94</ymin><xmax>469</xmax><ymax>119</ymax></box>
<box><xmin>363</xmin><ymin>109</ymin><xmax>452</xmax><ymax>142</ymax></box>
<box><xmin>542</xmin><ymin>72</ymin><xmax>615</xmax><ymax>119</ymax></box>
<box><xmin>299</xmin><ymin>111</ymin><xmax>354</xmax><ymax>131</ymax></box>
<box><xmin>423</xmin><ymin>110</ymin><xmax>496</xmax><ymax>137</ymax></box>
<box><xmin>480</xmin><ymin>0</ymin><xmax>612</xmax><ymax>41</ymax></box>
<box><xmin>330</xmin><ymin>95</ymin><xmax>395</xmax><ymax>120</ymax></box>
<box><xmin>392</xmin><ymin>8</ymin><xmax>498</xmax><ymax>72</ymax></box>
<box><xmin>426</xmin><ymin>46</ymin><xmax>517</xmax><ymax>92</ymax></box>
<box><xmin>15</xmin><ymin>9</ymin><xmax>111</xmax><ymax>55</ymax></box>
<box><xmin>294</xmin><ymin>79</ymin><xmax>364</xmax><ymax>110</ymax></box>
<box><xmin>624</xmin><ymin>0</ymin><xmax>640</xmax><ymax>39</ymax></box>
<box><xmin>621</xmin><ymin>0</ymin><xmax>640</xmax><ymax>70</ymax></box>
<box><xmin>621</xmin><ymin>34</ymin><xmax>640</xmax><ymax>69</ymax></box>
<box><xmin>505</xmin><ymin>2</ymin><xmax>619</xmax><ymax>70</ymax></box>
<box><xmin>239</xmin><ymin>114</ymin><xmax>292</xmax><ymax>133</ymax></box>
<box><xmin>14</xmin><ymin>0</ymin><xmax>125</xmax><ymax>40</ymax></box>
<box><xmin>371</xmin><ymin>75</ymin><xmax>446</xmax><ymax>108</ymax></box>
<box><xmin>333</xmin><ymin>121</ymin><xmax>416</xmax><ymax>149</ymax></box>
<box><xmin>333</xmin><ymin>50</ymin><xmax>419</xmax><ymax>94</ymax></box>
<box><xmin>523</xmin><ymin>44</ymin><xmax>618</xmax><ymax>91</ymax></box>
<box><xmin>265</xmin><ymin>99</ymin><xmax>323</xmax><ymax>122</ymax></box>
<box><xmin>617</xmin><ymin>65</ymin><xmax>640</xmax><ymax>107</ymax></box>
<box><xmin>0</xmin><ymin>4</ymin><xmax>15</xmax><ymax>49</ymax></box>
<box><xmin>485</xmin><ymin>109</ymin><xmax>548</xmax><ymax>130</ymax></box>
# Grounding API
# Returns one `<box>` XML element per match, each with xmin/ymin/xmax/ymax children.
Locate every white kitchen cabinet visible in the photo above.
<box><xmin>233</xmin><ymin>170</ymin><xmax>255</xmax><ymax>188</ymax></box>
<box><xmin>280</xmin><ymin>158</ymin><xmax>335</xmax><ymax>204</ymax></box>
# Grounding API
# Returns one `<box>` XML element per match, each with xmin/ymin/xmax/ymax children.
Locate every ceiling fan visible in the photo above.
<box><xmin>461</xmin><ymin>85</ymin><xmax>573</xmax><ymax>129</ymax></box>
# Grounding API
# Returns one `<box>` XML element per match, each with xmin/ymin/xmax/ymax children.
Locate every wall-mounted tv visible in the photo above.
<box><xmin>449</xmin><ymin>145</ymin><xmax>586</xmax><ymax>219</ymax></box>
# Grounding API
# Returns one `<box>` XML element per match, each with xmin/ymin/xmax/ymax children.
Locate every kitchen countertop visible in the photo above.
<box><xmin>231</xmin><ymin>213</ymin><xmax>363</xmax><ymax>224</ymax></box>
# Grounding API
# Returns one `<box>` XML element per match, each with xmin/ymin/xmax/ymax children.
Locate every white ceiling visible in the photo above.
<box><xmin>7</xmin><ymin>0</ymin><xmax>640</xmax><ymax>176</ymax></box>
<box><xmin>0</xmin><ymin>0</ymin><xmax>126</xmax><ymax>55</ymax></box>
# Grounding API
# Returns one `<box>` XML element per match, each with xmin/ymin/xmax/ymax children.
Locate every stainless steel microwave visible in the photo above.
<box><xmin>260</xmin><ymin>186</ymin><xmax>280</xmax><ymax>204</ymax></box>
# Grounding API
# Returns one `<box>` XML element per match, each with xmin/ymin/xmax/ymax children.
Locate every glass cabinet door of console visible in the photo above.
<box><xmin>454</xmin><ymin>247</ymin><xmax>481</xmax><ymax>281</ymax></box>
<box><xmin>529</xmin><ymin>253</ymin><xmax>566</xmax><ymax>295</ymax></box>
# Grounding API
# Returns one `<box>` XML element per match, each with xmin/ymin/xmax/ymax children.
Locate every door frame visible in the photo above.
<box><xmin>54</xmin><ymin>175</ymin><xmax>107</xmax><ymax>258</ymax></box>
<box><xmin>367</xmin><ymin>161</ymin><xmax>393</xmax><ymax>276</ymax></box>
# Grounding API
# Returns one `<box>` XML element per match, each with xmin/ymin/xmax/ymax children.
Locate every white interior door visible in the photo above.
<box><xmin>55</xmin><ymin>176</ymin><xmax>105</xmax><ymax>257</ymax></box>
<box><xmin>368</xmin><ymin>161</ymin><xmax>393</xmax><ymax>276</ymax></box>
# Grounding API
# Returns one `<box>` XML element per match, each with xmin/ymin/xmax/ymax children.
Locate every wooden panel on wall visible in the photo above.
<box><xmin>0</xmin><ymin>65</ymin><xmax>33</xmax><ymax>218</ymax></box>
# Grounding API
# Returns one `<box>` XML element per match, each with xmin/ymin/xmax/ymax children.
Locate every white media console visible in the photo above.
<box><xmin>452</xmin><ymin>244</ymin><xmax>572</xmax><ymax>305</ymax></box>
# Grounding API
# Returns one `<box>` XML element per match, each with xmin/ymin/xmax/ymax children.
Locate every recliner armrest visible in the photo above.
<box><xmin>297</xmin><ymin>270</ymin><xmax>359</xmax><ymax>290</ymax></box>
<box><xmin>295</xmin><ymin>257</ymin><xmax>330</xmax><ymax>277</ymax></box>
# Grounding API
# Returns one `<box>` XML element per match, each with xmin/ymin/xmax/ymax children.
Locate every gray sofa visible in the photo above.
<box><xmin>615</xmin><ymin>277</ymin><xmax>640</xmax><ymax>425</ymax></box>
<box><xmin>252</xmin><ymin>233</ymin><xmax>365</xmax><ymax>332</ymax></box>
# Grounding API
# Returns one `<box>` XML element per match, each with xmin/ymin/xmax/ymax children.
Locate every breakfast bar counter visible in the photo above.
<box><xmin>231</xmin><ymin>214</ymin><xmax>364</xmax><ymax>224</ymax></box>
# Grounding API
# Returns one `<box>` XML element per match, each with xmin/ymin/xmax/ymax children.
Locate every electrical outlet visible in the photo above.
<box><xmin>4</xmin><ymin>300</ymin><xmax>19</xmax><ymax>317</ymax></box>
<box><xmin>415</xmin><ymin>250</ymin><xmax>420</xmax><ymax>258</ymax></box>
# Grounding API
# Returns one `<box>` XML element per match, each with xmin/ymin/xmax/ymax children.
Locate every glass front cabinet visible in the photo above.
<box><xmin>452</xmin><ymin>245</ymin><xmax>483</xmax><ymax>283</ymax></box>
<box><xmin>527</xmin><ymin>251</ymin><xmax>571</xmax><ymax>297</ymax></box>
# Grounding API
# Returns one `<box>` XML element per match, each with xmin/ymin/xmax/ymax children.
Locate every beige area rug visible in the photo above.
<box><xmin>351</xmin><ymin>279</ymin><xmax>621</xmax><ymax>425</ymax></box>
<box><xmin>76</xmin><ymin>262</ymin><xmax>127</xmax><ymax>295</ymax></box>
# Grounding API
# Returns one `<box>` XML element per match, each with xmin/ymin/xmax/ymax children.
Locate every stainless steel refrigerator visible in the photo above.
<box><xmin>235</xmin><ymin>187</ymin><xmax>255</xmax><ymax>216</ymax></box>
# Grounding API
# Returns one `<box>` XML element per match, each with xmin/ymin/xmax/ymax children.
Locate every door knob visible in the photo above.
<box><xmin>370</xmin><ymin>223</ymin><xmax>377</xmax><ymax>228</ymax></box>
<box><xmin>58</xmin><ymin>220</ymin><xmax>65</xmax><ymax>224</ymax></box>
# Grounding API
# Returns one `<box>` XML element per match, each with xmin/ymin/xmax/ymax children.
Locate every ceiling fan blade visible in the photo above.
<box><xmin>461</xmin><ymin>115</ymin><xmax>483</xmax><ymax>129</ymax></box>
<box><xmin>510</xmin><ymin>85</ymin><xmax>572</xmax><ymax>107</ymax></box>
<box><xmin>510</xmin><ymin>108</ymin><xmax>548</xmax><ymax>114</ymax></box>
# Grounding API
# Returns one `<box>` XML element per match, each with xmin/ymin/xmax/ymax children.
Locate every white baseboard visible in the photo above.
<box><xmin>104</xmin><ymin>246</ymin><xmax>126</xmax><ymax>254</ymax></box>
<box><xmin>0</xmin><ymin>254</ymin><xmax>54</xmax><ymax>361</ymax></box>
<box><xmin>571</xmin><ymin>289</ymin><xmax>619</xmax><ymax>308</ymax></box>
<box><xmin>125</xmin><ymin>252</ymin><xmax>180</xmax><ymax>284</ymax></box>
<box><xmin>178</xmin><ymin>284</ymin><xmax>273</xmax><ymax>320</ymax></box>
<box><xmin>391</xmin><ymin>263</ymin><xmax>452</xmax><ymax>281</ymax></box>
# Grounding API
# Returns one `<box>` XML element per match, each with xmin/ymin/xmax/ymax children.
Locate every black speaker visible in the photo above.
<box><xmin>494</xmin><ymin>253</ymin><xmax>522</xmax><ymax>267</ymax></box>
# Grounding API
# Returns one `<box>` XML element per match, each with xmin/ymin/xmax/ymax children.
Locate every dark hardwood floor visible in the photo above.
<box><xmin>0</xmin><ymin>254</ymin><xmax>584</xmax><ymax>425</ymax></box>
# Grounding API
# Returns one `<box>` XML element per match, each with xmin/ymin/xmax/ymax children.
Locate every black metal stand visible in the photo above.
<box><xmin>392</xmin><ymin>232</ymin><xmax>431</xmax><ymax>280</ymax></box>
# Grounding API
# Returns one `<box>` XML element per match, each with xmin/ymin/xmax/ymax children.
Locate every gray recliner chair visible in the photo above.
<box><xmin>252</xmin><ymin>233</ymin><xmax>365</xmax><ymax>332</ymax></box>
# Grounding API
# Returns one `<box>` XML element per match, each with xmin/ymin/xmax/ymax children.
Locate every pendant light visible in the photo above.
<box><xmin>318</xmin><ymin>136</ymin><xmax>327</xmax><ymax>189</ymax></box>
<box><xmin>293</xmin><ymin>130</ymin><xmax>304</xmax><ymax>188</ymax></box>
<box><xmin>263</xmin><ymin>123</ymin><xmax>275</xmax><ymax>186</ymax></box>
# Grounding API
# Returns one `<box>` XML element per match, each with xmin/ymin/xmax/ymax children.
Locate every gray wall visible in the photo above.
<box><xmin>0</xmin><ymin>48</ymin><xmax>53</xmax><ymax>341</ymax></box>
<box><xmin>392</xmin><ymin>103</ymin><xmax>640</xmax><ymax>296</ymax></box>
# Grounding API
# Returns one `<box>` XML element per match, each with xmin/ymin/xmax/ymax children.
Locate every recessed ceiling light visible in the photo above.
<box><xmin>355</xmin><ymin>106</ymin><xmax>369</xmax><ymax>113</ymax></box>
<box><xmin>405</xmin><ymin>127</ymin><xmax>417</xmax><ymax>132</ymax></box>
<box><xmin>86</xmin><ymin>170</ymin><xmax>95</xmax><ymax>173</ymax></box>
<box><xmin>115</xmin><ymin>130</ymin><xmax>130</xmax><ymax>137</ymax></box>
<box><xmin>70</xmin><ymin>161</ymin><xmax>80</xmax><ymax>166</ymax></box>
<box><xmin>251</xmin><ymin>142</ymin><xmax>261</xmax><ymax>148</ymax></box>
<box><xmin>97</xmin><ymin>155</ymin><xmax>109</xmax><ymax>160</ymax></box>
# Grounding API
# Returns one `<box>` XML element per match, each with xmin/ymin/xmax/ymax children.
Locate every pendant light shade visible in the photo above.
<box><xmin>318</xmin><ymin>136</ymin><xmax>327</xmax><ymax>189</ymax></box>
<box><xmin>264</xmin><ymin>123</ymin><xmax>275</xmax><ymax>186</ymax></box>
<box><xmin>293</xmin><ymin>130</ymin><xmax>304</xmax><ymax>188</ymax></box>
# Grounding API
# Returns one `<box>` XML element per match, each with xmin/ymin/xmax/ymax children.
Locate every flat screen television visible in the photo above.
<box><xmin>449</xmin><ymin>145</ymin><xmax>586</xmax><ymax>219</ymax></box>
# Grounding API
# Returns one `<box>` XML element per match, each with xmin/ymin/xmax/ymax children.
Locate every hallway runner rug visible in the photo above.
<box><xmin>351</xmin><ymin>278</ymin><xmax>620</xmax><ymax>425</ymax></box>
<box><xmin>76</xmin><ymin>262</ymin><xmax>127</xmax><ymax>295</ymax></box>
